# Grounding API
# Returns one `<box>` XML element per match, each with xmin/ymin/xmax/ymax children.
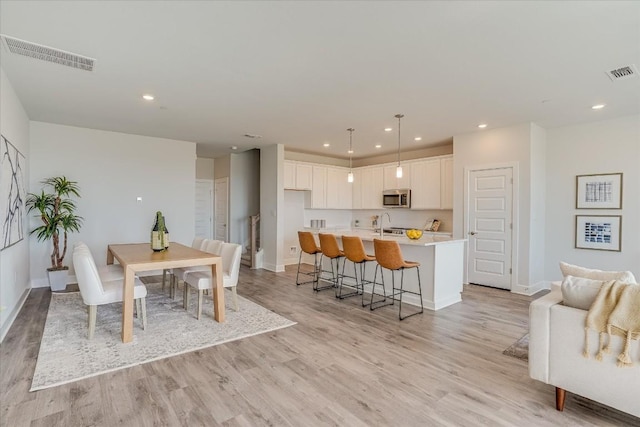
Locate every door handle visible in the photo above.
<box><xmin>469</xmin><ymin>231</ymin><xmax>477</xmax><ymax>236</ymax></box>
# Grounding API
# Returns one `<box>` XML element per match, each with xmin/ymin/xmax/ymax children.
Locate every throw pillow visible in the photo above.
<box><xmin>559</xmin><ymin>261</ymin><xmax>636</xmax><ymax>283</ymax></box>
<box><xmin>561</xmin><ymin>275</ymin><xmax>605</xmax><ymax>310</ymax></box>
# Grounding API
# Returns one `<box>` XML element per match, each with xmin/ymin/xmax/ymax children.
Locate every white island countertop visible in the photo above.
<box><xmin>304</xmin><ymin>227</ymin><xmax>465</xmax><ymax>247</ymax></box>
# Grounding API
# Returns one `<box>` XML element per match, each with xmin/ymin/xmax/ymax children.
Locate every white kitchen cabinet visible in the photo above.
<box><xmin>351</xmin><ymin>169</ymin><xmax>363</xmax><ymax>209</ymax></box>
<box><xmin>311</xmin><ymin>166</ymin><xmax>327</xmax><ymax>208</ymax></box>
<box><xmin>284</xmin><ymin>161</ymin><xmax>313</xmax><ymax>190</ymax></box>
<box><xmin>410</xmin><ymin>158</ymin><xmax>441</xmax><ymax>209</ymax></box>
<box><xmin>383</xmin><ymin>163</ymin><xmax>411</xmax><ymax>190</ymax></box>
<box><xmin>296</xmin><ymin>163</ymin><xmax>313</xmax><ymax>190</ymax></box>
<box><xmin>326</xmin><ymin>167</ymin><xmax>352</xmax><ymax>209</ymax></box>
<box><xmin>440</xmin><ymin>156</ymin><xmax>454</xmax><ymax>209</ymax></box>
<box><xmin>284</xmin><ymin>161</ymin><xmax>296</xmax><ymax>189</ymax></box>
<box><xmin>361</xmin><ymin>166</ymin><xmax>384</xmax><ymax>209</ymax></box>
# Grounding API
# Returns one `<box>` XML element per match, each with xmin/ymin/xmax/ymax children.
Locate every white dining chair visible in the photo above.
<box><xmin>73</xmin><ymin>248</ymin><xmax>148</xmax><ymax>339</ymax></box>
<box><xmin>73</xmin><ymin>241</ymin><xmax>124</xmax><ymax>281</ymax></box>
<box><xmin>163</xmin><ymin>237</ymin><xmax>208</xmax><ymax>292</ymax></box>
<box><xmin>183</xmin><ymin>242</ymin><xmax>242</xmax><ymax>320</ymax></box>
<box><xmin>169</xmin><ymin>239</ymin><xmax>222</xmax><ymax>298</ymax></box>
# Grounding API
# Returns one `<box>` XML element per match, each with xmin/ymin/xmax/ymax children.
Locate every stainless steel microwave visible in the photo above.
<box><xmin>382</xmin><ymin>189</ymin><xmax>411</xmax><ymax>208</ymax></box>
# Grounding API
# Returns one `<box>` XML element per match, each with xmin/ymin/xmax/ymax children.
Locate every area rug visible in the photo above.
<box><xmin>31</xmin><ymin>278</ymin><xmax>296</xmax><ymax>391</ymax></box>
<box><xmin>502</xmin><ymin>333</ymin><xmax>529</xmax><ymax>361</ymax></box>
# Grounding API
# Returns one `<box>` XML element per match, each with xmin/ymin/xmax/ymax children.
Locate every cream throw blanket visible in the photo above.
<box><xmin>584</xmin><ymin>280</ymin><xmax>640</xmax><ymax>367</ymax></box>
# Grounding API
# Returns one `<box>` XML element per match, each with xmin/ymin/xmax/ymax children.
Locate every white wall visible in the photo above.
<box><xmin>29</xmin><ymin>122</ymin><xmax>196</xmax><ymax>285</ymax></box>
<box><xmin>283</xmin><ymin>190</ymin><xmax>306</xmax><ymax>264</ymax></box>
<box><xmin>260</xmin><ymin>144</ymin><xmax>284</xmax><ymax>271</ymax></box>
<box><xmin>529</xmin><ymin>124</ymin><xmax>546</xmax><ymax>284</ymax></box>
<box><xmin>214</xmin><ymin>155</ymin><xmax>230</xmax><ymax>180</ymax></box>
<box><xmin>229</xmin><ymin>149</ymin><xmax>260</xmax><ymax>248</ymax></box>
<box><xmin>0</xmin><ymin>67</ymin><xmax>31</xmax><ymax>341</ymax></box>
<box><xmin>196</xmin><ymin>157</ymin><xmax>214</xmax><ymax>180</ymax></box>
<box><xmin>544</xmin><ymin>114</ymin><xmax>640</xmax><ymax>280</ymax></box>
<box><xmin>453</xmin><ymin>123</ymin><xmax>538</xmax><ymax>292</ymax></box>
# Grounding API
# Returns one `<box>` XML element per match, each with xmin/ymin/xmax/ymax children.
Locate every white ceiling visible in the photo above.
<box><xmin>1</xmin><ymin>1</ymin><xmax>639</xmax><ymax>159</ymax></box>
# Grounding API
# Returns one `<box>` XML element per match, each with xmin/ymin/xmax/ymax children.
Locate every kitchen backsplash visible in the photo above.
<box><xmin>302</xmin><ymin>207</ymin><xmax>452</xmax><ymax>232</ymax></box>
<box><xmin>351</xmin><ymin>209</ymin><xmax>453</xmax><ymax>232</ymax></box>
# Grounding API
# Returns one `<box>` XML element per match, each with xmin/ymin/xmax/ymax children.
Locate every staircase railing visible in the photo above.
<box><xmin>249</xmin><ymin>213</ymin><xmax>260</xmax><ymax>269</ymax></box>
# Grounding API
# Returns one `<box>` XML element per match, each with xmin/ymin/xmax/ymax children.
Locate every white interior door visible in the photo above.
<box><xmin>195</xmin><ymin>179</ymin><xmax>213</xmax><ymax>239</ymax></box>
<box><xmin>214</xmin><ymin>178</ymin><xmax>229</xmax><ymax>242</ymax></box>
<box><xmin>467</xmin><ymin>167</ymin><xmax>513</xmax><ymax>290</ymax></box>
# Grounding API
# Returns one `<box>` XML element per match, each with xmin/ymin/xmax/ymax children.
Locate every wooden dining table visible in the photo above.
<box><xmin>107</xmin><ymin>242</ymin><xmax>224</xmax><ymax>343</ymax></box>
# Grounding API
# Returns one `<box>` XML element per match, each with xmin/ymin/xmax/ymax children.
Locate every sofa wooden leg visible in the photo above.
<box><xmin>555</xmin><ymin>387</ymin><xmax>566</xmax><ymax>411</ymax></box>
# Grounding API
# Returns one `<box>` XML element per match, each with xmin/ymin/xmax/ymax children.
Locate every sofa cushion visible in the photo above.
<box><xmin>560</xmin><ymin>275</ymin><xmax>604</xmax><ymax>310</ymax></box>
<box><xmin>559</xmin><ymin>261</ymin><xmax>636</xmax><ymax>283</ymax></box>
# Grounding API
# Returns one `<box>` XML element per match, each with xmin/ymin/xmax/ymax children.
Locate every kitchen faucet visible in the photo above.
<box><xmin>379</xmin><ymin>212</ymin><xmax>391</xmax><ymax>237</ymax></box>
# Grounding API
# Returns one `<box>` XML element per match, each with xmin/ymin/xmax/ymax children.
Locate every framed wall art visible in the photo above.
<box><xmin>576</xmin><ymin>173</ymin><xmax>622</xmax><ymax>209</ymax></box>
<box><xmin>1</xmin><ymin>135</ymin><xmax>27</xmax><ymax>250</ymax></box>
<box><xmin>575</xmin><ymin>215</ymin><xmax>621</xmax><ymax>252</ymax></box>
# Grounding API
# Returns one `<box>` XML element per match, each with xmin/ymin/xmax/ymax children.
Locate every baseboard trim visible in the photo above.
<box><xmin>263</xmin><ymin>262</ymin><xmax>285</xmax><ymax>273</ymax></box>
<box><xmin>30</xmin><ymin>277</ymin><xmax>50</xmax><ymax>288</ymax></box>
<box><xmin>0</xmin><ymin>287</ymin><xmax>31</xmax><ymax>343</ymax></box>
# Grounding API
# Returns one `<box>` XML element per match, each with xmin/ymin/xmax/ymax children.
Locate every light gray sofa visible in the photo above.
<box><xmin>529</xmin><ymin>287</ymin><xmax>640</xmax><ymax>417</ymax></box>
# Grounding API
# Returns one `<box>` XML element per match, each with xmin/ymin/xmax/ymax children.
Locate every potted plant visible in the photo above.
<box><xmin>26</xmin><ymin>176</ymin><xmax>83</xmax><ymax>291</ymax></box>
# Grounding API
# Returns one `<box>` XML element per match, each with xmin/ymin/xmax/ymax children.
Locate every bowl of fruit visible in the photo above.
<box><xmin>405</xmin><ymin>229</ymin><xmax>423</xmax><ymax>240</ymax></box>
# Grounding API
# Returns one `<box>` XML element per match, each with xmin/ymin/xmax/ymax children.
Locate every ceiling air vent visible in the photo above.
<box><xmin>605</xmin><ymin>64</ymin><xmax>638</xmax><ymax>82</ymax></box>
<box><xmin>0</xmin><ymin>34</ymin><xmax>95</xmax><ymax>71</ymax></box>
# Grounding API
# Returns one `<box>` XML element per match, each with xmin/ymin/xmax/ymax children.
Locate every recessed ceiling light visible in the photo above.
<box><xmin>347</xmin><ymin>150</ymin><xmax>354</xmax><ymax>154</ymax></box>
<box><xmin>384</xmin><ymin>128</ymin><xmax>392</xmax><ymax>132</ymax></box>
<box><xmin>142</xmin><ymin>94</ymin><xmax>154</xmax><ymax>101</ymax></box>
<box><xmin>478</xmin><ymin>124</ymin><xmax>488</xmax><ymax>129</ymax></box>
<box><xmin>414</xmin><ymin>137</ymin><xmax>422</xmax><ymax>141</ymax></box>
<box><xmin>375</xmin><ymin>144</ymin><xmax>382</xmax><ymax>148</ymax></box>
<box><xmin>591</xmin><ymin>104</ymin><xmax>606</xmax><ymax>110</ymax></box>
<box><xmin>231</xmin><ymin>146</ymin><xmax>238</xmax><ymax>150</ymax></box>
<box><xmin>323</xmin><ymin>143</ymin><xmax>330</xmax><ymax>147</ymax></box>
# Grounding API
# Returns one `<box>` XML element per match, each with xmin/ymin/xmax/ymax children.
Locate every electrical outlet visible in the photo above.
<box><xmin>289</xmin><ymin>246</ymin><xmax>297</xmax><ymax>255</ymax></box>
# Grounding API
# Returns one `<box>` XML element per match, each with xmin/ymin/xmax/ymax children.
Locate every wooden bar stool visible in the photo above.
<box><xmin>339</xmin><ymin>235</ymin><xmax>376</xmax><ymax>304</ymax></box>
<box><xmin>371</xmin><ymin>238</ymin><xmax>424</xmax><ymax>320</ymax></box>
<box><xmin>296</xmin><ymin>231</ymin><xmax>322</xmax><ymax>287</ymax></box>
<box><xmin>317</xmin><ymin>233</ymin><xmax>345</xmax><ymax>292</ymax></box>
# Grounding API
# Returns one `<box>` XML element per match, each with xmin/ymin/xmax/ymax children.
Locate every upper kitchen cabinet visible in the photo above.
<box><xmin>326</xmin><ymin>167</ymin><xmax>352</xmax><ymax>209</ymax></box>
<box><xmin>311</xmin><ymin>165</ymin><xmax>327</xmax><ymax>208</ymax></box>
<box><xmin>284</xmin><ymin>160</ymin><xmax>312</xmax><ymax>190</ymax></box>
<box><xmin>410</xmin><ymin>158</ymin><xmax>441</xmax><ymax>209</ymax></box>
<box><xmin>383</xmin><ymin>164</ymin><xmax>411</xmax><ymax>190</ymax></box>
<box><xmin>352</xmin><ymin>166</ymin><xmax>383</xmax><ymax>209</ymax></box>
<box><xmin>351</xmin><ymin>169</ymin><xmax>363</xmax><ymax>209</ymax></box>
<box><xmin>361</xmin><ymin>166</ymin><xmax>384</xmax><ymax>209</ymax></box>
<box><xmin>440</xmin><ymin>156</ymin><xmax>453</xmax><ymax>209</ymax></box>
<box><xmin>409</xmin><ymin>155</ymin><xmax>453</xmax><ymax>210</ymax></box>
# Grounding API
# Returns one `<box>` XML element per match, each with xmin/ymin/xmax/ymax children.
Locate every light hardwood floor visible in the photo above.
<box><xmin>1</xmin><ymin>265</ymin><xmax>639</xmax><ymax>427</ymax></box>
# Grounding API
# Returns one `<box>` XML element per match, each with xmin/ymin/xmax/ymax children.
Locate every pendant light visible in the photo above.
<box><xmin>395</xmin><ymin>114</ymin><xmax>404</xmax><ymax>178</ymax></box>
<box><xmin>347</xmin><ymin>128</ymin><xmax>355</xmax><ymax>183</ymax></box>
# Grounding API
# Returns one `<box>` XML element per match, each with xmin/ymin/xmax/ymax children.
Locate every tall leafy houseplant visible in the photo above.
<box><xmin>26</xmin><ymin>177</ymin><xmax>83</xmax><ymax>271</ymax></box>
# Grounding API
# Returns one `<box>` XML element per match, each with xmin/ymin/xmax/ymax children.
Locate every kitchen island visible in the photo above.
<box><xmin>304</xmin><ymin>228</ymin><xmax>466</xmax><ymax>311</ymax></box>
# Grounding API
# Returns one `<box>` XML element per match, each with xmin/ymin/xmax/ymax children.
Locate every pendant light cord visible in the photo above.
<box><xmin>347</xmin><ymin>128</ymin><xmax>354</xmax><ymax>171</ymax></box>
<box><xmin>395</xmin><ymin>114</ymin><xmax>404</xmax><ymax>166</ymax></box>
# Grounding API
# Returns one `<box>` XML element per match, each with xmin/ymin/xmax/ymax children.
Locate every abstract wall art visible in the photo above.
<box><xmin>576</xmin><ymin>173</ymin><xmax>622</xmax><ymax>209</ymax></box>
<box><xmin>575</xmin><ymin>215</ymin><xmax>621</xmax><ymax>252</ymax></box>
<box><xmin>1</xmin><ymin>135</ymin><xmax>26</xmax><ymax>250</ymax></box>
